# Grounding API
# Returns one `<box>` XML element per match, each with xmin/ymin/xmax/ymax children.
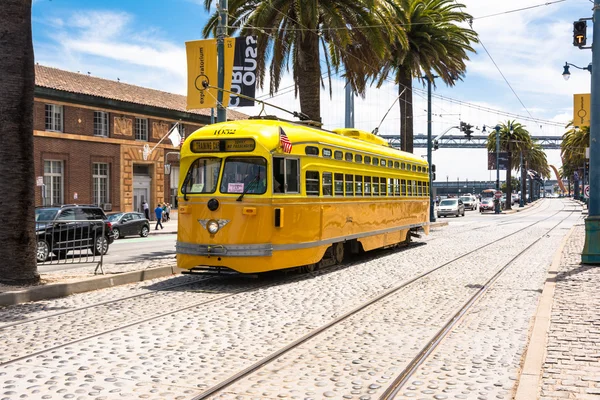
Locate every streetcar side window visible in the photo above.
<box><xmin>345</xmin><ymin>174</ymin><xmax>354</xmax><ymax>196</ymax></box>
<box><xmin>373</xmin><ymin>177</ymin><xmax>379</xmax><ymax>195</ymax></box>
<box><xmin>417</xmin><ymin>166</ymin><xmax>422</xmax><ymax>173</ymax></box>
<box><xmin>394</xmin><ymin>179</ymin><xmax>400</xmax><ymax>196</ymax></box>
<box><xmin>381</xmin><ymin>159</ymin><xmax>386</xmax><ymax>167</ymax></box>
<box><xmin>345</xmin><ymin>152</ymin><xmax>353</xmax><ymax>162</ymax></box>
<box><xmin>401</xmin><ymin>179</ymin><xmax>407</xmax><ymax>196</ymax></box>
<box><xmin>334</xmin><ymin>151</ymin><xmax>343</xmax><ymax>160</ymax></box>
<box><xmin>355</xmin><ymin>154</ymin><xmax>363</xmax><ymax>163</ymax></box>
<box><xmin>412</xmin><ymin>165</ymin><xmax>417</xmax><ymax>172</ymax></box>
<box><xmin>364</xmin><ymin>176</ymin><xmax>372</xmax><ymax>195</ymax></box>
<box><xmin>305</xmin><ymin>146</ymin><xmax>319</xmax><ymax>156</ymax></box>
<box><xmin>407</xmin><ymin>180</ymin><xmax>413</xmax><ymax>196</ymax></box>
<box><xmin>394</xmin><ymin>162</ymin><xmax>399</xmax><ymax>169</ymax></box>
<box><xmin>380</xmin><ymin>177</ymin><xmax>386</xmax><ymax>195</ymax></box>
<box><xmin>323</xmin><ymin>148</ymin><xmax>332</xmax><ymax>158</ymax></box>
<box><xmin>373</xmin><ymin>157</ymin><xmax>379</xmax><ymax>166</ymax></box>
<box><xmin>417</xmin><ymin>181</ymin><xmax>422</xmax><ymax>196</ymax></box>
<box><xmin>323</xmin><ymin>172</ymin><xmax>333</xmax><ymax>196</ymax></box>
<box><xmin>364</xmin><ymin>156</ymin><xmax>371</xmax><ymax>164</ymax></box>
<box><xmin>306</xmin><ymin>171</ymin><xmax>320</xmax><ymax>196</ymax></box>
<box><xmin>355</xmin><ymin>175</ymin><xmax>363</xmax><ymax>195</ymax></box>
<box><xmin>412</xmin><ymin>180</ymin><xmax>417</xmax><ymax>195</ymax></box>
<box><xmin>273</xmin><ymin>157</ymin><xmax>299</xmax><ymax>193</ymax></box>
<box><xmin>334</xmin><ymin>173</ymin><xmax>344</xmax><ymax>196</ymax></box>
<box><xmin>387</xmin><ymin>178</ymin><xmax>393</xmax><ymax>195</ymax></box>
<box><xmin>401</xmin><ymin>162</ymin><xmax>406</xmax><ymax>170</ymax></box>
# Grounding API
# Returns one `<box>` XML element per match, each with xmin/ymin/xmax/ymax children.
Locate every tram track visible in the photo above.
<box><xmin>188</xmin><ymin>200</ymin><xmax>578</xmax><ymax>399</ymax></box>
<box><xmin>380</xmin><ymin>206</ymin><xmax>578</xmax><ymax>398</ymax></box>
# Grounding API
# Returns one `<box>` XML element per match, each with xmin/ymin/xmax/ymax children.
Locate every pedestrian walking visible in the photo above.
<box><xmin>165</xmin><ymin>203</ymin><xmax>171</xmax><ymax>222</ymax></box>
<box><xmin>142</xmin><ymin>201</ymin><xmax>150</xmax><ymax>220</ymax></box>
<box><xmin>155</xmin><ymin>204</ymin><xmax>164</xmax><ymax>230</ymax></box>
<box><xmin>162</xmin><ymin>203</ymin><xmax>167</xmax><ymax>223</ymax></box>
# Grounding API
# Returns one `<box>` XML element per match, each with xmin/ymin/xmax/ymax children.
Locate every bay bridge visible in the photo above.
<box><xmin>382</xmin><ymin>134</ymin><xmax>562</xmax><ymax>149</ymax></box>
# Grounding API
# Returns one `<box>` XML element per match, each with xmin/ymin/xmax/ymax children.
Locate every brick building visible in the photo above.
<box><xmin>33</xmin><ymin>65</ymin><xmax>246</xmax><ymax>213</ymax></box>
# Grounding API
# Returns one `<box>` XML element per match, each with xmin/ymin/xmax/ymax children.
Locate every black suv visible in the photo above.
<box><xmin>35</xmin><ymin>205</ymin><xmax>114</xmax><ymax>262</ymax></box>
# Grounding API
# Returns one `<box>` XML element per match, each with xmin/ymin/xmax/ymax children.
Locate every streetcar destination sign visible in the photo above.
<box><xmin>191</xmin><ymin>139</ymin><xmax>255</xmax><ymax>153</ymax></box>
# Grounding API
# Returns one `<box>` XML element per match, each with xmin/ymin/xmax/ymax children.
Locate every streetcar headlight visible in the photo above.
<box><xmin>207</xmin><ymin>220</ymin><xmax>219</xmax><ymax>234</ymax></box>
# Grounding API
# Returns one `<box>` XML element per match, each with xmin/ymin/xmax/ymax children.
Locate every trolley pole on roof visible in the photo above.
<box><xmin>426</xmin><ymin>76</ymin><xmax>436</xmax><ymax>223</ymax></box>
<box><xmin>345</xmin><ymin>82</ymin><xmax>355</xmax><ymax>128</ymax></box>
<box><xmin>216</xmin><ymin>0</ymin><xmax>228</xmax><ymax>123</ymax></box>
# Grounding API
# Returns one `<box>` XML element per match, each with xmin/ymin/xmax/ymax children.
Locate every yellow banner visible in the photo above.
<box><xmin>573</xmin><ymin>93</ymin><xmax>591</xmax><ymax>127</ymax></box>
<box><xmin>186</xmin><ymin>39</ymin><xmax>218</xmax><ymax>109</ymax></box>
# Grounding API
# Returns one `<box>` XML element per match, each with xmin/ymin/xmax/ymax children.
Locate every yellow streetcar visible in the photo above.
<box><xmin>176</xmin><ymin>117</ymin><xmax>430</xmax><ymax>274</ymax></box>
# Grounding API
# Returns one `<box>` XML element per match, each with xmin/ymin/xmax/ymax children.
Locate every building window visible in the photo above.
<box><xmin>94</xmin><ymin>111</ymin><xmax>109</xmax><ymax>137</ymax></box>
<box><xmin>45</xmin><ymin>104</ymin><xmax>63</xmax><ymax>132</ymax></box>
<box><xmin>93</xmin><ymin>163</ymin><xmax>109</xmax><ymax>205</ymax></box>
<box><xmin>135</xmin><ymin>118</ymin><xmax>148</xmax><ymax>141</ymax></box>
<box><xmin>43</xmin><ymin>160</ymin><xmax>63</xmax><ymax>206</ymax></box>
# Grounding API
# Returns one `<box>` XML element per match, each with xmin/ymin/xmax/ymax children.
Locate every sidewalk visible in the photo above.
<box><xmin>515</xmin><ymin>221</ymin><xmax>600</xmax><ymax>399</ymax></box>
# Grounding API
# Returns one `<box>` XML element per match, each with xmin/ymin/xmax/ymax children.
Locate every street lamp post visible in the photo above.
<box><xmin>520</xmin><ymin>151</ymin><xmax>525</xmax><ymax>207</ymax></box>
<box><xmin>425</xmin><ymin>77</ymin><xmax>436</xmax><ymax>223</ymax></box>
<box><xmin>495</xmin><ymin>125</ymin><xmax>501</xmax><ymax>214</ymax></box>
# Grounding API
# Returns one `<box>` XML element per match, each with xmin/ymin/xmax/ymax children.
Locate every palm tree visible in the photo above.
<box><xmin>202</xmin><ymin>0</ymin><xmax>401</xmax><ymax>122</ymax></box>
<box><xmin>0</xmin><ymin>0</ymin><xmax>39</xmax><ymax>284</ymax></box>
<box><xmin>375</xmin><ymin>0</ymin><xmax>478</xmax><ymax>153</ymax></box>
<box><xmin>561</xmin><ymin>122</ymin><xmax>589</xmax><ymax>173</ymax></box>
<box><xmin>526</xmin><ymin>143</ymin><xmax>550</xmax><ymax>179</ymax></box>
<box><xmin>487</xmin><ymin>120</ymin><xmax>532</xmax><ymax>210</ymax></box>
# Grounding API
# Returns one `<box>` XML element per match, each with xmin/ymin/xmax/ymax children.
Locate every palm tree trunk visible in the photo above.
<box><xmin>296</xmin><ymin>33</ymin><xmax>321</xmax><ymax>122</ymax></box>
<box><xmin>505</xmin><ymin>152</ymin><xmax>512</xmax><ymax>210</ymax></box>
<box><xmin>0</xmin><ymin>0</ymin><xmax>40</xmax><ymax>285</ymax></box>
<box><xmin>398</xmin><ymin>72</ymin><xmax>414</xmax><ymax>153</ymax></box>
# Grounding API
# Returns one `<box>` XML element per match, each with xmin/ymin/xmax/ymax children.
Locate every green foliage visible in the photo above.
<box><xmin>561</xmin><ymin>122</ymin><xmax>589</xmax><ymax>178</ymax></box>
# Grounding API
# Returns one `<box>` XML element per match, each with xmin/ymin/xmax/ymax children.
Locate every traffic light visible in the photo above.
<box><xmin>431</xmin><ymin>165</ymin><xmax>436</xmax><ymax>181</ymax></box>
<box><xmin>573</xmin><ymin>20</ymin><xmax>587</xmax><ymax>47</ymax></box>
<box><xmin>464</xmin><ymin>124</ymin><xmax>473</xmax><ymax>140</ymax></box>
<box><xmin>433</xmin><ymin>140</ymin><xmax>439</xmax><ymax>150</ymax></box>
<box><xmin>459</xmin><ymin>121</ymin><xmax>466</xmax><ymax>132</ymax></box>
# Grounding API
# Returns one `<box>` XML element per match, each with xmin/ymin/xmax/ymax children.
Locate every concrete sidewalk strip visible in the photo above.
<box><xmin>0</xmin><ymin>266</ymin><xmax>180</xmax><ymax>306</ymax></box>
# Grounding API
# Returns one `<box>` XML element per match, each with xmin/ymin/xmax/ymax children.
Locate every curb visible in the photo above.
<box><xmin>430</xmin><ymin>221</ymin><xmax>449</xmax><ymax>228</ymax></box>
<box><xmin>0</xmin><ymin>266</ymin><xmax>181</xmax><ymax>307</ymax></box>
<box><xmin>148</xmin><ymin>230</ymin><xmax>177</xmax><ymax>236</ymax></box>
<box><xmin>513</xmin><ymin>224</ymin><xmax>576</xmax><ymax>400</ymax></box>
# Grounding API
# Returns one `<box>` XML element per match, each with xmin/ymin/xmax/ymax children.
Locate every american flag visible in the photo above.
<box><xmin>279</xmin><ymin>127</ymin><xmax>292</xmax><ymax>153</ymax></box>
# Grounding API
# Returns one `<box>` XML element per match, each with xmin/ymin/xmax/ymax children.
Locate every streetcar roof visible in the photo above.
<box><xmin>181</xmin><ymin>119</ymin><xmax>428</xmax><ymax>165</ymax></box>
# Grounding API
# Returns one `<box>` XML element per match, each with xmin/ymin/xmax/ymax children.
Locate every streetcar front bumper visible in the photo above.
<box><xmin>176</xmin><ymin>241</ymin><xmax>273</xmax><ymax>257</ymax></box>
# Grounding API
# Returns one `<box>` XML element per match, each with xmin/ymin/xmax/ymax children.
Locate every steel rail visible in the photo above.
<box><xmin>190</xmin><ymin>200</ymin><xmax>578</xmax><ymax>400</ymax></box>
<box><xmin>381</xmin><ymin>203</ymin><xmax>578</xmax><ymax>398</ymax></box>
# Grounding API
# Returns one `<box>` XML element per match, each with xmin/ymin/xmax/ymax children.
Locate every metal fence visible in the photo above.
<box><xmin>35</xmin><ymin>219</ymin><xmax>109</xmax><ymax>274</ymax></box>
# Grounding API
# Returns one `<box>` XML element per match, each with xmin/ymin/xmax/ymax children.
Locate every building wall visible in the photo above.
<box><xmin>33</xmin><ymin>98</ymin><xmax>204</xmax><ymax>212</ymax></box>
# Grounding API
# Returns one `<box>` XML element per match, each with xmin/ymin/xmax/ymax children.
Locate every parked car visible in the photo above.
<box><xmin>35</xmin><ymin>205</ymin><xmax>114</xmax><ymax>262</ymax></box>
<box><xmin>511</xmin><ymin>193</ymin><xmax>519</xmax><ymax>204</ymax></box>
<box><xmin>107</xmin><ymin>212</ymin><xmax>150</xmax><ymax>239</ymax></box>
<box><xmin>459</xmin><ymin>195</ymin><xmax>477</xmax><ymax>210</ymax></box>
<box><xmin>437</xmin><ymin>198</ymin><xmax>465</xmax><ymax>218</ymax></box>
<box><xmin>479</xmin><ymin>198</ymin><xmax>495</xmax><ymax>212</ymax></box>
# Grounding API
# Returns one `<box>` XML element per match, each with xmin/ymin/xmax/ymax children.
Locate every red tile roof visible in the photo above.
<box><xmin>34</xmin><ymin>65</ymin><xmax>249</xmax><ymax>121</ymax></box>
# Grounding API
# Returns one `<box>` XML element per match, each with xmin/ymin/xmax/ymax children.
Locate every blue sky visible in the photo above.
<box><xmin>31</xmin><ymin>0</ymin><xmax>593</xmax><ymax>181</ymax></box>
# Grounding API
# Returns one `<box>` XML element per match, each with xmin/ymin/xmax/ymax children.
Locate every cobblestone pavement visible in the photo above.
<box><xmin>0</xmin><ymin>199</ymin><xmax>582</xmax><ymax>399</ymax></box>
<box><xmin>209</xmin><ymin>202</ymin><xmax>581</xmax><ymax>399</ymax></box>
<box><xmin>540</xmin><ymin>222</ymin><xmax>600</xmax><ymax>400</ymax></box>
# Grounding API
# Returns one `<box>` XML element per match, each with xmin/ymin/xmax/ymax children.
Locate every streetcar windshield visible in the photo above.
<box><xmin>220</xmin><ymin>157</ymin><xmax>267</xmax><ymax>194</ymax></box>
<box><xmin>182</xmin><ymin>158</ymin><xmax>222</xmax><ymax>194</ymax></box>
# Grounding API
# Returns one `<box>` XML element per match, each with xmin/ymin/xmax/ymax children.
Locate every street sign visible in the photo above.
<box><xmin>488</xmin><ymin>152</ymin><xmax>509</xmax><ymax>170</ymax></box>
<box><xmin>36</xmin><ymin>176</ymin><xmax>44</xmax><ymax>186</ymax></box>
<box><xmin>495</xmin><ymin>191</ymin><xmax>503</xmax><ymax>199</ymax></box>
<box><xmin>584</xmin><ymin>185</ymin><xmax>590</xmax><ymax>198</ymax></box>
<box><xmin>573</xmin><ymin>93</ymin><xmax>591</xmax><ymax>127</ymax></box>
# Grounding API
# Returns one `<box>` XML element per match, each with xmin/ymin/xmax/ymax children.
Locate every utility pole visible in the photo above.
<box><xmin>216</xmin><ymin>0</ymin><xmax>228</xmax><ymax>123</ymax></box>
<box><xmin>520</xmin><ymin>151</ymin><xmax>525</xmax><ymax>207</ymax></box>
<box><xmin>345</xmin><ymin>82</ymin><xmax>354</xmax><ymax>128</ymax></box>
<box><xmin>426</xmin><ymin>77</ymin><xmax>435</xmax><ymax>222</ymax></box>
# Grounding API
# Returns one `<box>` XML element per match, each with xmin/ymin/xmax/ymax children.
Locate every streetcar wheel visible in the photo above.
<box><xmin>300</xmin><ymin>263</ymin><xmax>318</xmax><ymax>273</ymax></box>
<box><xmin>333</xmin><ymin>242</ymin><xmax>345</xmax><ymax>264</ymax></box>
